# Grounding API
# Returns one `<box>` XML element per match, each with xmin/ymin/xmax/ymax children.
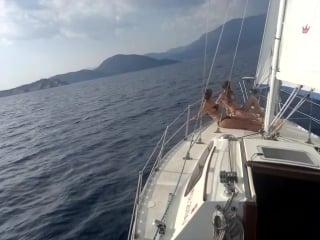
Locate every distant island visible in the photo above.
<box><xmin>0</xmin><ymin>78</ymin><xmax>68</xmax><ymax>97</ymax></box>
<box><xmin>0</xmin><ymin>14</ymin><xmax>266</xmax><ymax>97</ymax></box>
<box><xmin>0</xmin><ymin>55</ymin><xmax>178</xmax><ymax>97</ymax></box>
<box><xmin>49</xmin><ymin>54</ymin><xmax>179</xmax><ymax>84</ymax></box>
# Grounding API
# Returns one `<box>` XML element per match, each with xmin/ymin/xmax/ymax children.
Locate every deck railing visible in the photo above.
<box><xmin>127</xmin><ymin>100</ymin><xmax>203</xmax><ymax>240</ymax></box>
<box><xmin>239</xmin><ymin>79</ymin><xmax>320</xmax><ymax>135</ymax></box>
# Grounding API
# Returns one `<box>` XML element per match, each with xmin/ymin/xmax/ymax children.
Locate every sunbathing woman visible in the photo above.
<box><xmin>198</xmin><ymin>89</ymin><xmax>262</xmax><ymax>132</ymax></box>
<box><xmin>216</xmin><ymin>80</ymin><xmax>264</xmax><ymax>119</ymax></box>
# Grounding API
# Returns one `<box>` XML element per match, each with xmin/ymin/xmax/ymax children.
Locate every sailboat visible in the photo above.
<box><xmin>128</xmin><ymin>0</ymin><xmax>320</xmax><ymax>239</ymax></box>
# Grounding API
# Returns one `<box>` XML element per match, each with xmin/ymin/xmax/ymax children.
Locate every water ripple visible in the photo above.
<box><xmin>0</xmin><ymin>59</ymin><xmax>269</xmax><ymax>239</ymax></box>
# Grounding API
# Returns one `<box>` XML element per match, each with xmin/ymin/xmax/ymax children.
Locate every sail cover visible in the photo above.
<box><xmin>277</xmin><ymin>0</ymin><xmax>320</xmax><ymax>91</ymax></box>
<box><xmin>255</xmin><ymin>0</ymin><xmax>280</xmax><ymax>86</ymax></box>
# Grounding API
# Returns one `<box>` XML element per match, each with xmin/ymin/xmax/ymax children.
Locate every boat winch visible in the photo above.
<box><xmin>220</xmin><ymin>171</ymin><xmax>237</xmax><ymax>195</ymax></box>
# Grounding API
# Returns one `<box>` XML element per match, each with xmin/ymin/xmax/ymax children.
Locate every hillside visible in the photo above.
<box><xmin>1</xmin><ymin>14</ymin><xmax>266</xmax><ymax>97</ymax></box>
<box><xmin>0</xmin><ymin>79</ymin><xmax>68</xmax><ymax>97</ymax></box>
<box><xmin>49</xmin><ymin>55</ymin><xmax>178</xmax><ymax>84</ymax></box>
<box><xmin>147</xmin><ymin>15</ymin><xmax>265</xmax><ymax>61</ymax></box>
<box><xmin>1</xmin><ymin>55</ymin><xmax>178</xmax><ymax>97</ymax></box>
<box><xmin>95</xmin><ymin>54</ymin><xmax>177</xmax><ymax>75</ymax></box>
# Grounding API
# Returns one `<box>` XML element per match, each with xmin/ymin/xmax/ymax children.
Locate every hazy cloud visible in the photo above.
<box><xmin>1</xmin><ymin>0</ymin><xmax>268</xmax><ymax>43</ymax></box>
<box><xmin>162</xmin><ymin>0</ymin><xmax>269</xmax><ymax>31</ymax></box>
<box><xmin>128</xmin><ymin>0</ymin><xmax>207</xmax><ymax>9</ymax></box>
<box><xmin>0</xmin><ymin>0</ymin><xmax>135</xmax><ymax>41</ymax></box>
<box><xmin>13</xmin><ymin>0</ymin><xmax>44</xmax><ymax>10</ymax></box>
<box><xmin>0</xmin><ymin>37</ymin><xmax>12</xmax><ymax>46</ymax></box>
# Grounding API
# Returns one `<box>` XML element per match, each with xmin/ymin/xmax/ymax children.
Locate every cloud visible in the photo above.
<box><xmin>0</xmin><ymin>0</ymin><xmax>268</xmax><ymax>46</ymax></box>
<box><xmin>39</xmin><ymin>0</ymin><xmax>133</xmax><ymax>22</ymax></box>
<box><xmin>0</xmin><ymin>0</ymin><xmax>135</xmax><ymax>41</ymax></box>
<box><xmin>13</xmin><ymin>0</ymin><xmax>44</xmax><ymax>10</ymax></box>
<box><xmin>0</xmin><ymin>1</ymin><xmax>59</xmax><ymax>40</ymax></box>
<box><xmin>128</xmin><ymin>0</ymin><xmax>206</xmax><ymax>9</ymax></box>
<box><xmin>158</xmin><ymin>0</ymin><xmax>269</xmax><ymax>45</ymax></box>
<box><xmin>164</xmin><ymin>0</ymin><xmax>268</xmax><ymax>29</ymax></box>
<box><xmin>0</xmin><ymin>37</ymin><xmax>13</xmax><ymax>46</ymax></box>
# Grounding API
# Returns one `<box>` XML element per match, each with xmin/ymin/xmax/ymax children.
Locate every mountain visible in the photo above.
<box><xmin>49</xmin><ymin>69</ymin><xmax>106</xmax><ymax>84</ymax></box>
<box><xmin>1</xmin><ymin>14</ymin><xmax>266</xmax><ymax>97</ymax></box>
<box><xmin>49</xmin><ymin>55</ymin><xmax>178</xmax><ymax>84</ymax></box>
<box><xmin>0</xmin><ymin>78</ymin><xmax>68</xmax><ymax>97</ymax></box>
<box><xmin>0</xmin><ymin>55</ymin><xmax>178</xmax><ymax>97</ymax></box>
<box><xmin>95</xmin><ymin>54</ymin><xmax>178</xmax><ymax>75</ymax></box>
<box><xmin>147</xmin><ymin>15</ymin><xmax>266</xmax><ymax>61</ymax></box>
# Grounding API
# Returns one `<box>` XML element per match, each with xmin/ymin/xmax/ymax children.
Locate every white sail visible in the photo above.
<box><xmin>255</xmin><ymin>0</ymin><xmax>280</xmax><ymax>86</ymax></box>
<box><xmin>277</xmin><ymin>0</ymin><xmax>320</xmax><ymax>92</ymax></box>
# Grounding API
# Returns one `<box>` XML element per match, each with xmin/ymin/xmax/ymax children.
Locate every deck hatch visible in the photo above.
<box><xmin>261</xmin><ymin>147</ymin><xmax>313</xmax><ymax>164</ymax></box>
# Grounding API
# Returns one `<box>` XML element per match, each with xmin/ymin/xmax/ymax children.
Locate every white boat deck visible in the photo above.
<box><xmin>134</xmin><ymin>122</ymin><xmax>257</xmax><ymax>239</ymax></box>
<box><xmin>133</xmin><ymin>120</ymin><xmax>320</xmax><ymax>240</ymax></box>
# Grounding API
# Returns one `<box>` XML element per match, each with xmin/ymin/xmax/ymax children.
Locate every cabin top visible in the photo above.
<box><xmin>243</xmin><ymin>139</ymin><xmax>320</xmax><ymax>169</ymax></box>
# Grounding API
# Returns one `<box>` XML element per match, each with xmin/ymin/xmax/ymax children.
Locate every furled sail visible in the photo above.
<box><xmin>255</xmin><ymin>0</ymin><xmax>280</xmax><ymax>87</ymax></box>
<box><xmin>277</xmin><ymin>0</ymin><xmax>320</xmax><ymax>92</ymax></box>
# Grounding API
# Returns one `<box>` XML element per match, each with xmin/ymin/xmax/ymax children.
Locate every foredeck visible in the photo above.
<box><xmin>132</xmin><ymin>120</ymin><xmax>320</xmax><ymax>240</ymax></box>
<box><xmin>134</xmin><ymin>122</ymin><xmax>256</xmax><ymax>239</ymax></box>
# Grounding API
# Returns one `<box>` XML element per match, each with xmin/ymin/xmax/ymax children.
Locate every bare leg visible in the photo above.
<box><xmin>243</xmin><ymin>95</ymin><xmax>264</xmax><ymax>116</ymax></box>
<box><xmin>220</xmin><ymin>117</ymin><xmax>262</xmax><ymax>132</ymax></box>
<box><xmin>269</xmin><ymin>118</ymin><xmax>284</xmax><ymax>132</ymax></box>
<box><xmin>233</xmin><ymin>109</ymin><xmax>261</xmax><ymax>121</ymax></box>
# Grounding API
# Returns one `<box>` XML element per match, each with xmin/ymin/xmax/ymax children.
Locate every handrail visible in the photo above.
<box><xmin>140</xmin><ymin>131</ymin><xmax>166</xmax><ymax>173</ymax></box>
<box><xmin>155</xmin><ymin>126</ymin><xmax>169</xmax><ymax>169</ymax></box>
<box><xmin>165</xmin><ymin>122</ymin><xmax>187</xmax><ymax>146</ymax></box>
<box><xmin>127</xmin><ymin>100</ymin><xmax>203</xmax><ymax>240</ymax></box>
<box><xmin>257</xmin><ymin>89</ymin><xmax>320</xmax><ymax>126</ymax></box>
<box><xmin>278</xmin><ymin>89</ymin><xmax>320</xmax><ymax>126</ymax></box>
<box><xmin>281</xmin><ymin>88</ymin><xmax>320</xmax><ymax>109</ymax></box>
<box><xmin>128</xmin><ymin>173</ymin><xmax>142</xmax><ymax>240</ymax></box>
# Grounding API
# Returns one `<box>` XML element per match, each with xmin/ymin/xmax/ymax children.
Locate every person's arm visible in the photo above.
<box><xmin>197</xmin><ymin>108</ymin><xmax>207</xmax><ymax>119</ymax></box>
<box><xmin>192</xmin><ymin>102</ymin><xmax>207</xmax><ymax>120</ymax></box>
<box><xmin>215</xmin><ymin>93</ymin><xmax>223</xmax><ymax>104</ymax></box>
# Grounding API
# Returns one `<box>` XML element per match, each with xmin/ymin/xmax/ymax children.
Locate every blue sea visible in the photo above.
<box><xmin>0</xmin><ymin>58</ymin><xmax>317</xmax><ymax>240</ymax></box>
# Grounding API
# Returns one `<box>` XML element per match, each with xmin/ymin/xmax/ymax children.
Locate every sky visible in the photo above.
<box><xmin>0</xmin><ymin>0</ymin><xmax>268</xmax><ymax>90</ymax></box>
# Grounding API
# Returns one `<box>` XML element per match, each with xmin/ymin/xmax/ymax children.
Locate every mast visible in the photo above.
<box><xmin>264</xmin><ymin>0</ymin><xmax>287</xmax><ymax>136</ymax></box>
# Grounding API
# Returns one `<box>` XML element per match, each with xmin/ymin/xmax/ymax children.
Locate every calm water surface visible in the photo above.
<box><xmin>0</xmin><ymin>59</ymin><xmax>209</xmax><ymax>240</ymax></box>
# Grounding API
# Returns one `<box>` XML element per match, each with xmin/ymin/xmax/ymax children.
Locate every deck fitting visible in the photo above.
<box><xmin>153</xmin><ymin>219</ymin><xmax>166</xmax><ymax>236</ymax></box>
<box><xmin>183</xmin><ymin>151</ymin><xmax>192</xmax><ymax>160</ymax></box>
<box><xmin>196</xmin><ymin>137</ymin><xmax>204</xmax><ymax>144</ymax></box>
<box><xmin>215</xmin><ymin>127</ymin><xmax>222</xmax><ymax>133</ymax></box>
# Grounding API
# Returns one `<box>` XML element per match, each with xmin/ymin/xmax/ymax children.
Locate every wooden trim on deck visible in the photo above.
<box><xmin>239</xmin><ymin>139</ymin><xmax>255</xmax><ymax>200</ymax></box>
<box><xmin>243</xmin><ymin>201</ymin><xmax>257</xmax><ymax>240</ymax></box>
<box><xmin>246</xmin><ymin>161</ymin><xmax>320</xmax><ymax>182</ymax></box>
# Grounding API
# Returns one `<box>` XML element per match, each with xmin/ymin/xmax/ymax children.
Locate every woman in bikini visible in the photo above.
<box><xmin>197</xmin><ymin>88</ymin><xmax>262</xmax><ymax>132</ymax></box>
<box><xmin>216</xmin><ymin>80</ymin><xmax>264</xmax><ymax>119</ymax></box>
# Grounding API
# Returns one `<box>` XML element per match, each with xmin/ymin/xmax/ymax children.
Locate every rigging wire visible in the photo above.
<box><xmin>198</xmin><ymin>0</ymin><xmax>215</xmax><ymax>140</ymax></box>
<box><xmin>201</xmin><ymin>0</ymin><xmax>212</xmax><ymax>91</ymax></box>
<box><xmin>270</xmin><ymin>90</ymin><xmax>313</xmax><ymax>135</ymax></box>
<box><xmin>191</xmin><ymin>0</ymin><xmax>229</xmax><ymax>145</ymax></box>
<box><xmin>228</xmin><ymin>0</ymin><xmax>249</xmax><ymax>80</ymax></box>
<box><xmin>204</xmin><ymin>2</ymin><xmax>231</xmax><ymax>92</ymax></box>
<box><xmin>195</xmin><ymin>0</ymin><xmax>251</xmax><ymax>143</ymax></box>
<box><xmin>266</xmin><ymin>89</ymin><xmax>320</xmax><ymax>127</ymax></box>
<box><xmin>269</xmin><ymin>86</ymin><xmax>301</xmax><ymax>127</ymax></box>
<box><xmin>198</xmin><ymin>0</ymin><xmax>250</xmax><ymax>138</ymax></box>
<box><xmin>151</xmin><ymin>2</ymin><xmax>236</xmax><ymax>232</ymax></box>
<box><xmin>191</xmin><ymin>0</ymin><xmax>231</xmax><ymax>142</ymax></box>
